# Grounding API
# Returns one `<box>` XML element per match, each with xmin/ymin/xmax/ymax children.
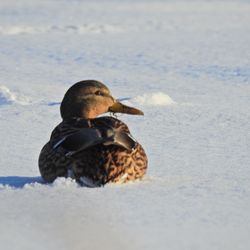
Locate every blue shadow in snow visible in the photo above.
<box><xmin>0</xmin><ymin>176</ymin><xmax>43</xmax><ymax>188</ymax></box>
<box><xmin>117</xmin><ymin>97</ymin><xmax>131</xmax><ymax>102</ymax></box>
<box><xmin>48</xmin><ymin>102</ymin><xmax>61</xmax><ymax>106</ymax></box>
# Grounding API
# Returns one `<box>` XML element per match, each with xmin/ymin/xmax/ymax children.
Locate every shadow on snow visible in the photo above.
<box><xmin>0</xmin><ymin>176</ymin><xmax>43</xmax><ymax>188</ymax></box>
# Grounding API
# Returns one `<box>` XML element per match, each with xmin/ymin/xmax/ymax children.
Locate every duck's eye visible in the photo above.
<box><xmin>95</xmin><ymin>90</ymin><xmax>103</xmax><ymax>96</ymax></box>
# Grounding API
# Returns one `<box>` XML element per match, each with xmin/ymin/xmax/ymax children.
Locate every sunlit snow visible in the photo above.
<box><xmin>0</xmin><ymin>1</ymin><xmax>250</xmax><ymax>250</ymax></box>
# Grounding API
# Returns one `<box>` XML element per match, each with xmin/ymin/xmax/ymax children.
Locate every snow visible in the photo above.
<box><xmin>0</xmin><ymin>85</ymin><xmax>30</xmax><ymax>105</ymax></box>
<box><xmin>0</xmin><ymin>0</ymin><xmax>250</xmax><ymax>250</ymax></box>
<box><xmin>134</xmin><ymin>92</ymin><xmax>176</xmax><ymax>106</ymax></box>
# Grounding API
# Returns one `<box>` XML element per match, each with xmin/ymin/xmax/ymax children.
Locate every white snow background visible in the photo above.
<box><xmin>0</xmin><ymin>0</ymin><xmax>250</xmax><ymax>249</ymax></box>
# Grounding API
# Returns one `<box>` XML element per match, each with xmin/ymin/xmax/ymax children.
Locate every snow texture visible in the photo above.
<box><xmin>0</xmin><ymin>85</ymin><xmax>30</xmax><ymax>105</ymax></box>
<box><xmin>134</xmin><ymin>92</ymin><xmax>176</xmax><ymax>106</ymax></box>
<box><xmin>0</xmin><ymin>0</ymin><xmax>250</xmax><ymax>250</ymax></box>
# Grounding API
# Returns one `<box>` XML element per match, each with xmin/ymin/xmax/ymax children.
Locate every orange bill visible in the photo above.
<box><xmin>108</xmin><ymin>101</ymin><xmax>144</xmax><ymax>115</ymax></box>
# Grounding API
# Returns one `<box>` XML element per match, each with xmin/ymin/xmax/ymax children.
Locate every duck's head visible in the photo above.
<box><xmin>60</xmin><ymin>80</ymin><xmax>144</xmax><ymax>120</ymax></box>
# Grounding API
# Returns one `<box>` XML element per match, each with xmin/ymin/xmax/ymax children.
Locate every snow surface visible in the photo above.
<box><xmin>0</xmin><ymin>0</ymin><xmax>250</xmax><ymax>249</ymax></box>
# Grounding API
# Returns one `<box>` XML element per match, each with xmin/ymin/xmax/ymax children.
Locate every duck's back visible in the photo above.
<box><xmin>39</xmin><ymin>116</ymin><xmax>147</xmax><ymax>186</ymax></box>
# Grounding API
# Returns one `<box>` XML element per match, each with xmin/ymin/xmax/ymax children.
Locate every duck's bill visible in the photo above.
<box><xmin>108</xmin><ymin>101</ymin><xmax>144</xmax><ymax>115</ymax></box>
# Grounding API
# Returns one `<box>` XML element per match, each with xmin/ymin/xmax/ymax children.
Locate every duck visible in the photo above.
<box><xmin>38</xmin><ymin>80</ymin><xmax>148</xmax><ymax>187</ymax></box>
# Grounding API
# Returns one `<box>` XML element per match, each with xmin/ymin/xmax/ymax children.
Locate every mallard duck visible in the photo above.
<box><xmin>39</xmin><ymin>80</ymin><xmax>148</xmax><ymax>187</ymax></box>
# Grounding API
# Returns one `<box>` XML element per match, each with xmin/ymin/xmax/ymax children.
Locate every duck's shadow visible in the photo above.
<box><xmin>0</xmin><ymin>176</ymin><xmax>43</xmax><ymax>188</ymax></box>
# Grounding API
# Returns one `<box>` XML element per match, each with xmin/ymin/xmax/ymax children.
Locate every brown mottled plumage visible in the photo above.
<box><xmin>38</xmin><ymin>80</ymin><xmax>148</xmax><ymax>187</ymax></box>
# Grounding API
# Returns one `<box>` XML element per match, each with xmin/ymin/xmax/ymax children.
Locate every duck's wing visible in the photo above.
<box><xmin>52</xmin><ymin>117</ymin><xmax>136</xmax><ymax>157</ymax></box>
